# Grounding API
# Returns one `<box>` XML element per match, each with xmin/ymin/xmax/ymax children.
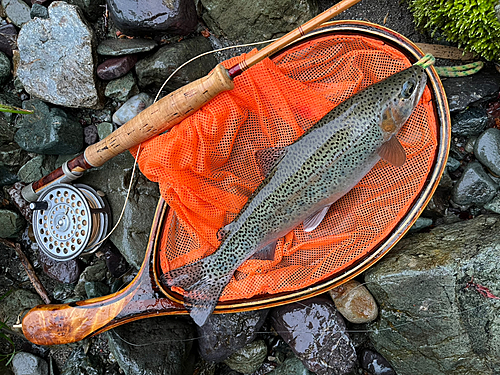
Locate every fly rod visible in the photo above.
<box><xmin>21</xmin><ymin>0</ymin><xmax>361</xmax><ymax>202</ymax></box>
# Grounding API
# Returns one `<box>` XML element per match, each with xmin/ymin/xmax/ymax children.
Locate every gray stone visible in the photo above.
<box><xmin>446</xmin><ymin>157</ymin><xmax>461</xmax><ymax>172</ymax></box>
<box><xmin>0</xmin><ymin>116</ymin><xmax>15</xmax><ymax>144</ymax></box>
<box><xmin>30</xmin><ymin>3</ymin><xmax>49</xmax><ymax>19</ymax></box>
<box><xmin>0</xmin><ymin>51</ymin><xmax>10</xmax><ymax>84</ymax></box>
<box><xmin>0</xmin><ymin>23</ymin><xmax>17</xmax><ymax>57</ymax></box>
<box><xmin>0</xmin><ymin>209</ymin><xmax>24</xmax><ymax>238</ymax></box>
<box><xmin>135</xmin><ymin>36</ymin><xmax>217</xmax><ymax>91</ymax></box>
<box><xmin>17</xmin><ymin>155</ymin><xmax>44</xmax><ymax>183</ymax></box>
<box><xmin>97</xmin><ymin>38</ymin><xmax>158</xmax><ymax>56</ymax></box>
<box><xmin>360</xmin><ymin>349</ymin><xmax>395</xmax><ymax>375</ymax></box>
<box><xmin>443</xmin><ymin>67</ymin><xmax>500</xmax><ymax>112</ymax></box>
<box><xmin>80</xmin><ymin>152</ymin><xmax>160</xmax><ymax>269</ymax></box>
<box><xmin>0</xmin><ymin>142</ymin><xmax>28</xmax><ymax>168</ymax></box>
<box><xmin>0</xmin><ymin>91</ymin><xmax>22</xmax><ymax>124</ymax></box>
<box><xmin>197</xmin><ymin>309</ymin><xmax>269</xmax><ymax>362</ymax></box>
<box><xmin>484</xmin><ymin>193</ymin><xmax>500</xmax><ymax>214</ymax></box>
<box><xmin>224</xmin><ymin>340</ymin><xmax>267</xmax><ymax>374</ymax></box>
<box><xmin>64</xmin><ymin>0</ymin><xmax>105</xmax><ymax>21</ymax></box>
<box><xmin>270</xmin><ymin>297</ymin><xmax>357</xmax><ymax>375</ymax></box>
<box><xmin>104</xmin><ymin>72</ymin><xmax>139</xmax><ymax>102</ymax></box>
<box><xmin>39</xmin><ymin>250</ymin><xmax>83</xmax><ymax>284</ymax></box>
<box><xmin>14</xmin><ymin>99</ymin><xmax>84</xmax><ymax>155</ymax></box>
<box><xmin>1</xmin><ymin>0</ymin><xmax>31</xmax><ymax>27</ymax></box>
<box><xmin>84</xmin><ymin>281</ymin><xmax>110</xmax><ymax>299</ymax></box>
<box><xmin>409</xmin><ymin>216</ymin><xmax>433</xmax><ymax>232</ymax></box>
<box><xmin>474</xmin><ymin>128</ymin><xmax>500</xmax><ymax>176</ymax></box>
<box><xmin>0</xmin><ymin>165</ymin><xmax>18</xmax><ymax>186</ymax></box>
<box><xmin>201</xmin><ymin>0</ymin><xmax>318</xmax><ymax>43</ymax></box>
<box><xmin>0</xmin><ymin>289</ymin><xmax>42</xmax><ymax>326</ymax></box>
<box><xmin>12</xmin><ymin>352</ymin><xmax>48</xmax><ymax>375</ymax></box>
<box><xmin>365</xmin><ymin>215</ymin><xmax>500</xmax><ymax>375</ymax></box>
<box><xmin>464</xmin><ymin>136</ymin><xmax>476</xmax><ymax>153</ymax></box>
<box><xmin>74</xmin><ymin>259</ymin><xmax>108</xmax><ymax>297</ymax></box>
<box><xmin>451</xmin><ymin>107</ymin><xmax>488</xmax><ymax>136</ymax></box>
<box><xmin>268</xmin><ymin>357</ymin><xmax>312</xmax><ymax>375</ymax></box>
<box><xmin>97</xmin><ymin>121</ymin><xmax>114</xmax><ymax>140</ymax></box>
<box><xmin>107</xmin><ymin>316</ymin><xmax>195</xmax><ymax>375</ymax></box>
<box><xmin>451</xmin><ymin>161</ymin><xmax>498</xmax><ymax>206</ymax></box>
<box><xmin>17</xmin><ymin>2</ymin><xmax>102</xmax><ymax>109</ymax></box>
<box><xmin>112</xmin><ymin>93</ymin><xmax>152</xmax><ymax>126</ymax></box>
<box><xmin>329</xmin><ymin>279</ymin><xmax>378</xmax><ymax>324</ymax></box>
<box><xmin>60</xmin><ymin>346</ymin><xmax>103</xmax><ymax>375</ymax></box>
<box><xmin>107</xmin><ymin>0</ymin><xmax>197</xmax><ymax>36</ymax></box>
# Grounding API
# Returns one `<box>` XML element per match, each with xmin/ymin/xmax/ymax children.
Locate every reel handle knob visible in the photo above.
<box><xmin>29</xmin><ymin>201</ymin><xmax>49</xmax><ymax>211</ymax></box>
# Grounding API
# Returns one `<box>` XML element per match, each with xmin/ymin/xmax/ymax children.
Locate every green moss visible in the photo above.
<box><xmin>409</xmin><ymin>0</ymin><xmax>500</xmax><ymax>61</ymax></box>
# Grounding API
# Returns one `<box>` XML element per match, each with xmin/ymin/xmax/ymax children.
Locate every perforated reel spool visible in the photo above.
<box><xmin>31</xmin><ymin>183</ymin><xmax>110</xmax><ymax>261</ymax></box>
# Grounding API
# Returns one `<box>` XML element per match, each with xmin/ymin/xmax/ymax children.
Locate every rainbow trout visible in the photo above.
<box><xmin>162</xmin><ymin>64</ymin><xmax>427</xmax><ymax>326</ymax></box>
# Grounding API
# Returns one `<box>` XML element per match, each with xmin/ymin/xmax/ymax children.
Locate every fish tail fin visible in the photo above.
<box><xmin>161</xmin><ymin>255</ymin><xmax>231</xmax><ymax>326</ymax></box>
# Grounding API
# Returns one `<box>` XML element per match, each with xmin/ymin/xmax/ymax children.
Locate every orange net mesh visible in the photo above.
<box><xmin>135</xmin><ymin>33</ymin><xmax>438</xmax><ymax>301</ymax></box>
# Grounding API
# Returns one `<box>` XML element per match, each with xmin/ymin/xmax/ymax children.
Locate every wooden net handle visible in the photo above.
<box><xmin>85</xmin><ymin>64</ymin><xmax>234</xmax><ymax>167</ymax></box>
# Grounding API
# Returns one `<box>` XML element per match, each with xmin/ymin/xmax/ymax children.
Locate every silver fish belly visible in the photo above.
<box><xmin>162</xmin><ymin>64</ymin><xmax>427</xmax><ymax>326</ymax></box>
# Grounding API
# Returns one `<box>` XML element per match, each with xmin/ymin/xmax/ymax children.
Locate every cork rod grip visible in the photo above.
<box><xmin>85</xmin><ymin>64</ymin><xmax>234</xmax><ymax>167</ymax></box>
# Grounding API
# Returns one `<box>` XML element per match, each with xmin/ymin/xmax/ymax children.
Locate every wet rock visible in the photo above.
<box><xmin>329</xmin><ymin>279</ymin><xmax>378</xmax><ymax>324</ymax></box>
<box><xmin>0</xmin><ymin>289</ymin><xmax>42</xmax><ymax>326</ymax></box>
<box><xmin>0</xmin><ymin>23</ymin><xmax>17</xmax><ymax>57</ymax></box>
<box><xmin>201</xmin><ymin>0</ymin><xmax>318</xmax><ymax>43</ymax></box>
<box><xmin>1</xmin><ymin>0</ymin><xmax>31</xmax><ymax>27</ymax></box>
<box><xmin>0</xmin><ymin>142</ymin><xmax>29</xmax><ymax>168</ymax></box>
<box><xmin>443</xmin><ymin>67</ymin><xmax>500</xmax><ymax>113</ymax></box>
<box><xmin>64</xmin><ymin>0</ymin><xmax>105</xmax><ymax>21</ymax></box>
<box><xmin>0</xmin><ymin>165</ymin><xmax>18</xmax><ymax>186</ymax></box>
<box><xmin>84</xmin><ymin>124</ymin><xmax>98</xmax><ymax>145</ymax></box>
<box><xmin>484</xmin><ymin>193</ymin><xmax>500</xmax><ymax>214</ymax></box>
<box><xmin>464</xmin><ymin>136</ymin><xmax>476</xmax><ymax>154</ymax></box>
<box><xmin>268</xmin><ymin>357</ymin><xmax>312</xmax><ymax>375</ymax></box>
<box><xmin>409</xmin><ymin>216</ymin><xmax>433</xmax><ymax>232</ymax></box>
<box><xmin>0</xmin><ymin>209</ymin><xmax>24</xmax><ymax>238</ymax></box>
<box><xmin>224</xmin><ymin>340</ymin><xmax>267</xmax><ymax>374</ymax></box>
<box><xmin>97</xmin><ymin>55</ymin><xmax>137</xmax><ymax>81</ymax></box>
<box><xmin>102</xmin><ymin>242</ymin><xmax>129</xmax><ymax>278</ymax></box>
<box><xmin>80</xmin><ymin>152</ymin><xmax>160</xmax><ymax>269</ymax></box>
<box><xmin>0</xmin><ymin>51</ymin><xmax>11</xmax><ymax>83</ymax></box>
<box><xmin>104</xmin><ymin>72</ymin><xmax>139</xmax><ymax>102</ymax></box>
<box><xmin>107</xmin><ymin>316</ymin><xmax>195</xmax><ymax>375</ymax></box>
<box><xmin>74</xmin><ymin>259</ymin><xmax>107</xmax><ymax>297</ymax></box>
<box><xmin>360</xmin><ymin>349</ymin><xmax>395</xmax><ymax>375</ymax></box>
<box><xmin>17</xmin><ymin>154</ymin><xmax>55</xmax><ymax>183</ymax></box>
<box><xmin>6</xmin><ymin>182</ymin><xmax>32</xmax><ymax>222</ymax></box>
<box><xmin>112</xmin><ymin>93</ymin><xmax>152</xmax><ymax>126</ymax></box>
<box><xmin>135</xmin><ymin>36</ymin><xmax>217</xmax><ymax>91</ymax></box>
<box><xmin>60</xmin><ymin>346</ymin><xmax>103</xmax><ymax>375</ymax></box>
<box><xmin>365</xmin><ymin>215</ymin><xmax>500</xmax><ymax>375</ymax></box>
<box><xmin>270</xmin><ymin>297</ymin><xmax>357</xmax><ymax>375</ymax></box>
<box><xmin>14</xmin><ymin>99</ymin><xmax>84</xmax><ymax>154</ymax></box>
<box><xmin>11</xmin><ymin>352</ymin><xmax>48</xmax><ymax>375</ymax></box>
<box><xmin>96</xmin><ymin>38</ymin><xmax>158</xmax><ymax>56</ymax></box>
<box><xmin>451</xmin><ymin>161</ymin><xmax>498</xmax><ymax>206</ymax></box>
<box><xmin>474</xmin><ymin>128</ymin><xmax>500</xmax><ymax>176</ymax></box>
<box><xmin>0</xmin><ymin>116</ymin><xmax>15</xmax><ymax>144</ymax></box>
<box><xmin>451</xmin><ymin>107</ymin><xmax>488</xmax><ymax>136</ymax></box>
<box><xmin>446</xmin><ymin>157</ymin><xmax>461</xmax><ymax>172</ymax></box>
<box><xmin>107</xmin><ymin>0</ymin><xmax>197</xmax><ymax>36</ymax></box>
<box><xmin>0</xmin><ymin>91</ymin><xmax>22</xmax><ymax>123</ymax></box>
<box><xmin>197</xmin><ymin>309</ymin><xmax>269</xmax><ymax>362</ymax></box>
<box><xmin>97</xmin><ymin>121</ymin><xmax>114</xmax><ymax>140</ymax></box>
<box><xmin>39</xmin><ymin>250</ymin><xmax>83</xmax><ymax>283</ymax></box>
<box><xmin>85</xmin><ymin>281</ymin><xmax>110</xmax><ymax>298</ymax></box>
<box><xmin>17</xmin><ymin>2</ymin><xmax>102</xmax><ymax>109</ymax></box>
<box><xmin>30</xmin><ymin>3</ymin><xmax>48</xmax><ymax>18</ymax></box>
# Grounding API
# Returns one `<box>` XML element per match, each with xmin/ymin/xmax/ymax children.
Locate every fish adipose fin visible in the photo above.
<box><xmin>377</xmin><ymin>136</ymin><xmax>406</xmax><ymax>167</ymax></box>
<box><xmin>161</xmin><ymin>256</ymin><xmax>231</xmax><ymax>326</ymax></box>
<box><xmin>254</xmin><ymin>147</ymin><xmax>287</xmax><ymax>177</ymax></box>
<box><xmin>303</xmin><ymin>204</ymin><xmax>332</xmax><ymax>232</ymax></box>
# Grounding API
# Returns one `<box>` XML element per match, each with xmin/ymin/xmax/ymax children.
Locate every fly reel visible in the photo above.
<box><xmin>31</xmin><ymin>183</ymin><xmax>111</xmax><ymax>261</ymax></box>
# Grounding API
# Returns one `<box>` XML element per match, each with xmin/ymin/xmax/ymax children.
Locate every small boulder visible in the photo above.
<box><xmin>329</xmin><ymin>279</ymin><xmax>378</xmax><ymax>323</ymax></box>
<box><xmin>474</xmin><ymin>127</ymin><xmax>500</xmax><ymax>176</ymax></box>
<box><xmin>11</xmin><ymin>352</ymin><xmax>48</xmax><ymax>375</ymax></box>
<box><xmin>451</xmin><ymin>161</ymin><xmax>498</xmax><ymax>206</ymax></box>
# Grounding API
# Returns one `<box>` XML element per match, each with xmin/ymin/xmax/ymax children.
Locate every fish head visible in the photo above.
<box><xmin>378</xmin><ymin>64</ymin><xmax>427</xmax><ymax>141</ymax></box>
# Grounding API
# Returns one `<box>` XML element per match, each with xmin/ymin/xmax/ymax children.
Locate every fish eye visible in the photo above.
<box><xmin>400</xmin><ymin>80</ymin><xmax>416</xmax><ymax>99</ymax></box>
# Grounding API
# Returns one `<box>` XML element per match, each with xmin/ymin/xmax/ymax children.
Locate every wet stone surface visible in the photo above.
<box><xmin>451</xmin><ymin>106</ymin><xmax>488</xmax><ymax>136</ymax></box>
<box><xmin>451</xmin><ymin>161</ymin><xmax>498</xmax><ymax>206</ymax></box>
<box><xmin>329</xmin><ymin>279</ymin><xmax>378</xmax><ymax>324</ymax></box>
<box><xmin>11</xmin><ymin>352</ymin><xmax>49</xmax><ymax>375</ymax></box>
<box><xmin>474</xmin><ymin>128</ymin><xmax>500</xmax><ymax>176</ymax></box>
<box><xmin>96</xmin><ymin>38</ymin><xmax>158</xmax><ymax>56</ymax></box>
<box><xmin>112</xmin><ymin>93</ymin><xmax>152</xmax><ymax>126</ymax></box>
<box><xmin>359</xmin><ymin>349</ymin><xmax>395</xmax><ymax>375</ymax></box>
<box><xmin>97</xmin><ymin>55</ymin><xmax>137</xmax><ymax>81</ymax></box>
<box><xmin>223</xmin><ymin>339</ymin><xmax>267</xmax><ymax>374</ymax></box>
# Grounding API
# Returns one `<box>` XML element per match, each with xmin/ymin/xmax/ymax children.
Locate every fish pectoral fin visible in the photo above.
<box><xmin>254</xmin><ymin>147</ymin><xmax>287</xmax><ymax>178</ymax></box>
<box><xmin>303</xmin><ymin>204</ymin><xmax>332</xmax><ymax>232</ymax></box>
<box><xmin>216</xmin><ymin>222</ymin><xmax>234</xmax><ymax>241</ymax></box>
<box><xmin>249</xmin><ymin>241</ymin><xmax>277</xmax><ymax>261</ymax></box>
<box><xmin>377</xmin><ymin>136</ymin><xmax>406</xmax><ymax>167</ymax></box>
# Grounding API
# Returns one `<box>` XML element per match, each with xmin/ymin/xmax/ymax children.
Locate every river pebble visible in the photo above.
<box><xmin>0</xmin><ymin>23</ymin><xmax>17</xmax><ymax>57</ymax></box>
<box><xmin>270</xmin><ymin>297</ymin><xmax>357</xmax><ymax>375</ymax></box>
<box><xmin>112</xmin><ymin>93</ymin><xmax>152</xmax><ymax>126</ymax></box>
<box><xmin>97</xmin><ymin>122</ymin><xmax>114</xmax><ymax>140</ymax></box>
<box><xmin>97</xmin><ymin>38</ymin><xmax>158</xmax><ymax>56</ymax></box>
<box><xmin>224</xmin><ymin>339</ymin><xmax>268</xmax><ymax>374</ymax></box>
<box><xmin>107</xmin><ymin>0</ymin><xmax>197</xmax><ymax>36</ymax></box>
<box><xmin>39</xmin><ymin>250</ymin><xmax>83</xmax><ymax>283</ymax></box>
<box><xmin>1</xmin><ymin>0</ymin><xmax>31</xmax><ymax>27</ymax></box>
<box><xmin>451</xmin><ymin>161</ymin><xmax>498</xmax><ymax>206</ymax></box>
<box><xmin>360</xmin><ymin>349</ymin><xmax>395</xmax><ymax>375</ymax></box>
<box><xmin>474</xmin><ymin>127</ymin><xmax>500</xmax><ymax>176</ymax></box>
<box><xmin>197</xmin><ymin>309</ymin><xmax>269</xmax><ymax>362</ymax></box>
<box><xmin>59</xmin><ymin>346</ymin><xmax>103</xmax><ymax>375</ymax></box>
<box><xmin>104</xmin><ymin>72</ymin><xmax>139</xmax><ymax>102</ymax></box>
<box><xmin>451</xmin><ymin>107</ymin><xmax>488</xmax><ymax>136</ymax></box>
<box><xmin>0</xmin><ymin>51</ymin><xmax>10</xmax><ymax>83</ymax></box>
<box><xmin>30</xmin><ymin>3</ymin><xmax>49</xmax><ymax>19</ymax></box>
<box><xmin>12</xmin><ymin>352</ymin><xmax>48</xmax><ymax>375</ymax></box>
<box><xmin>329</xmin><ymin>279</ymin><xmax>378</xmax><ymax>323</ymax></box>
<box><xmin>268</xmin><ymin>357</ymin><xmax>312</xmax><ymax>375</ymax></box>
<box><xmin>484</xmin><ymin>193</ymin><xmax>500</xmax><ymax>214</ymax></box>
<box><xmin>0</xmin><ymin>289</ymin><xmax>42</xmax><ymax>326</ymax></box>
<box><xmin>17</xmin><ymin>2</ymin><xmax>101</xmax><ymax>109</ymax></box>
<box><xmin>0</xmin><ymin>208</ymin><xmax>23</xmax><ymax>238</ymax></box>
<box><xmin>97</xmin><ymin>55</ymin><xmax>137</xmax><ymax>81</ymax></box>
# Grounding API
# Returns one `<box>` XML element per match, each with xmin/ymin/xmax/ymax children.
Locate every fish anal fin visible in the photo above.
<box><xmin>254</xmin><ymin>147</ymin><xmax>287</xmax><ymax>178</ymax></box>
<box><xmin>303</xmin><ymin>204</ymin><xmax>332</xmax><ymax>232</ymax></box>
<box><xmin>378</xmin><ymin>136</ymin><xmax>406</xmax><ymax>167</ymax></box>
<box><xmin>249</xmin><ymin>241</ymin><xmax>277</xmax><ymax>261</ymax></box>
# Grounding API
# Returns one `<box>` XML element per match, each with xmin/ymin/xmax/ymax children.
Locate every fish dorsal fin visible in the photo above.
<box><xmin>303</xmin><ymin>204</ymin><xmax>332</xmax><ymax>232</ymax></box>
<box><xmin>254</xmin><ymin>147</ymin><xmax>287</xmax><ymax>178</ymax></box>
<box><xmin>378</xmin><ymin>136</ymin><xmax>406</xmax><ymax>167</ymax></box>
